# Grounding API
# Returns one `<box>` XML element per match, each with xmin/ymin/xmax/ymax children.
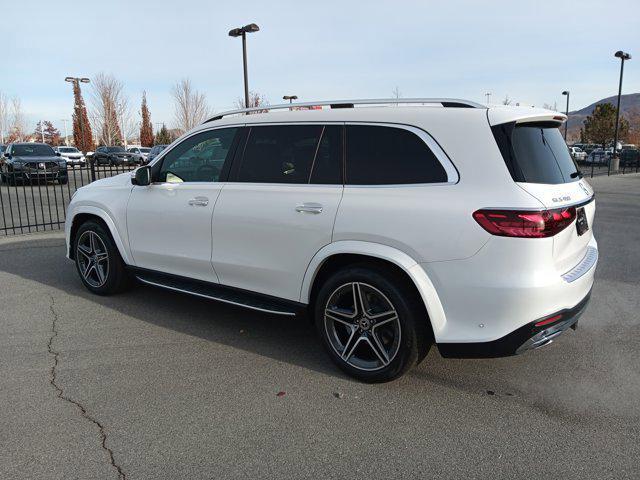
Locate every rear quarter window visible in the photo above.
<box><xmin>492</xmin><ymin>122</ymin><xmax>580</xmax><ymax>184</ymax></box>
<box><xmin>345</xmin><ymin>125</ymin><xmax>448</xmax><ymax>185</ymax></box>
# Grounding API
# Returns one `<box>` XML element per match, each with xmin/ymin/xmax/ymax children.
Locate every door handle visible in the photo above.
<box><xmin>295</xmin><ymin>202</ymin><xmax>323</xmax><ymax>214</ymax></box>
<box><xmin>188</xmin><ymin>196</ymin><xmax>209</xmax><ymax>207</ymax></box>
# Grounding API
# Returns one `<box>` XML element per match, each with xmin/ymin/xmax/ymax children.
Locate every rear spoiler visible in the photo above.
<box><xmin>487</xmin><ymin>107</ymin><xmax>567</xmax><ymax>127</ymax></box>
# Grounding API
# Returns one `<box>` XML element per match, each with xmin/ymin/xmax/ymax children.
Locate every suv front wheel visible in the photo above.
<box><xmin>314</xmin><ymin>266</ymin><xmax>431</xmax><ymax>383</ymax></box>
<box><xmin>73</xmin><ymin>220</ymin><xmax>131</xmax><ymax>295</ymax></box>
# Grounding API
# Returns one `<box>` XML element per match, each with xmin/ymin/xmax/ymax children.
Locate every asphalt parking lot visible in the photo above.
<box><xmin>1</xmin><ymin>174</ymin><xmax>639</xmax><ymax>480</ymax></box>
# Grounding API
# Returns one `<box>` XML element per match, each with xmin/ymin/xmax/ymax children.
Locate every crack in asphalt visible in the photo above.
<box><xmin>46</xmin><ymin>294</ymin><xmax>126</xmax><ymax>480</ymax></box>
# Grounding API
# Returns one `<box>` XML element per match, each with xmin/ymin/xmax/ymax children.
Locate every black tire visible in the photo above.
<box><xmin>73</xmin><ymin>220</ymin><xmax>132</xmax><ymax>295</ymax></box>
<box><xmin>58</xmin><ymin>175</ymin><xmax>68</xmax><ymax>185</ymax></box>
<box><xmin>314</xmin><ymin>265</ymin><xmax>432</xmax><ymax>383</ymax></box>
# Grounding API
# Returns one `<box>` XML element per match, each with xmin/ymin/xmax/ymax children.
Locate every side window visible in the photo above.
<box><xmin>310</xmin><ymin>125</ymin><xmax>343</xmax><ymax>184</ymax></box>
<box><xmin>158</xmin><ymin>128</ymin><xmax>238</xmax><ymax>183</ymax></box>
<box><xmin>236</xmin><ymin>125</ymin><xmax>323</xmax><ymax>184</ymax></box>
<box><xmin>345</xmin><ymin>125</ymin><xmax>448</xmax><ymax>185</ymax></box>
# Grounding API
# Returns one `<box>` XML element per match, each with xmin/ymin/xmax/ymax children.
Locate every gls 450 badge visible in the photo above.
<box><xmin>552</xmin><ymin>195</ymin><xmax>571</xmax><ymax>203</ymax></box>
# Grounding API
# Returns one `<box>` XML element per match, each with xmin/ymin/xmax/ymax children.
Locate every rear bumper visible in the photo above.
<box><xmin>437</xmin><ymin>290</ymin><xmax>590</xmax><ymax>358</ymax></box>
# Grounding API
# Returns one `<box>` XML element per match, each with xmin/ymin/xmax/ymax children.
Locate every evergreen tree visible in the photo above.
<box><xmin>140</xmin><ymin>91</ymin><xmax>154</xmax><ymax>147</ymax></box>
<box><xmin>71</xmin><ymin>81</ymin><xmax>94</xmax><ymax>153</ymax></box>
<box><xmin>583</xmin><ymin>103</ymin><xmax>629</xmax><ymax>148</ymax></box>
<box><xmin>154</xmin><ymin>123</ymin><xmax>171</xmax><ymax>144</ymax></box>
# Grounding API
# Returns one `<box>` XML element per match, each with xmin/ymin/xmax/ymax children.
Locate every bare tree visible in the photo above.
<box><xmin>172</xmin><ymin>78</ymin><xmax>210</xmax><ymax>134</ymax></box>
<box><xmin>234</xmin><ymin>91</ymin><xmax>269</xmax><ymax>112</ymax></box>
<box><xmin>502</xmin><ymin>95</ymin><xmax>512</xmax><ymax>105</ymax></box>
<box><xmin>0</xmin><ymin>92</ymin><xmax>8</xmax><ymax>144</ymax></box>
<box><xmin>542</xmin><ymin>102</ymin><xmax>558</xmax><ymax>111</ymax></box>
<box><xmin>392</xmin><ymin>86</ymin><xmax>402</xmax><ymax>100</ymax></box>
<box><xmin>91</xmin><ymin>72</ymin><xmax>128</xmax><ymax>145</ymax></box>
<box><xmin>8</xmin><ymin>96</ymin><xmax>26</xmax><ymax>142</ymax></box>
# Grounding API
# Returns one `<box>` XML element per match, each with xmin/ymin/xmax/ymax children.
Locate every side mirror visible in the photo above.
<box><xmin>56</xmin><ymin>152</ymin><xmax>61</xmax><ymax>157</ymax></box>
<box><xmin>132</xmin><ymin>165</ymin><xmax>151</xmax><ymax>186</ymax></box>
<box><xmin>4</xmin><ymin>153</ymin><xmax>11</xmax><ymax>160</ymax></box>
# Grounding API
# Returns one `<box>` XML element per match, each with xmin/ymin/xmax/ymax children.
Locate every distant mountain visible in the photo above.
<box><xmin>566</xmin><ymin>93</ymin><xmax>640</xmax><ymax>142</ymax></box>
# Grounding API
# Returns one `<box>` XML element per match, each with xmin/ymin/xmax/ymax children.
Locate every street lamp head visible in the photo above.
<box><xmin>65</xmin><ymin>77</ymin><xmax>75</xmax><ymax>83</ymax></box>
<box><xmin>243</xmin><ymin>23</ymin><xmax>259</xmax><ymax>33</ymax></box>
<box><xmin>562</xmin><ymin>91</ymin><xmax>569</xmax><ymax>96</ymax></box>
<box><xmin>283</xmin><ymin>95</ymin><xmax>298</xmax><ymax>101</ymax></box>
<box><xmin>229</xmin><ymin>23</ymin><xmax>260</xmax><ymax>37</ymax></box>
<box><xmin>615</xmin><ymin>51</ymin><xmax>631</xmax><ymax>60</ymax></box>
<box><xmin>80</xmin><ymin>78</ymin><xmax>90</xmax><ymax>83</ymax></box>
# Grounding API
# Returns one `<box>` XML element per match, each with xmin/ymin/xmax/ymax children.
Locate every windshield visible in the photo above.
<box><xmin>140</xmin><ymin>148</ymin><xmax>151</xmax><ymax>153</ymax></box>
<box><xmin>106</xmin><ymin>146</ymin><xmax>126</xmax><ymax>153</ymax></box>
<box><xmin>12</xmin><ymin>144</ymin><xmax>56</xmax><ymax>157</ymax></box>
<box><xmin>492</xmin><ymin>122</ymin><xmax>581</xmax><ymax>184</ymax></box>
<box><xmin>58</xmin><ymin>147</ymin><xmax>78</xmax><ymax>153</ymax></box>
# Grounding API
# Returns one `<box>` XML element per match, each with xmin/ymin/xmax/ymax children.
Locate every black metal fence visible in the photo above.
<box><xmin>577</xmin><ymin>153</ymin><xmax>640</xmax><ymax>178</ymax></box>
<box><xmin>0</xmin><ymin>161</ymin><xmax>137</xmax><ymax>236</ymax></box>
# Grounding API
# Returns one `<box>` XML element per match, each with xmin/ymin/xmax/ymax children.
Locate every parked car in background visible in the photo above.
<box><xmin>619</xmin><ymin>148</ymin><xmax>639</xmax><ymax>168</ymax></box>
<box><xmin>127</xmin><ymin>146</ymin><xmax>151</xmax><ymax>162</ymax></box>
<box><xmin>569</xmin><ymin>146</ymin><xmax>587</xmax><ymax>162</ymax></box>
<box><xmin>1</xmin><ymin>142</ymin><xmax>68</xmax><ymax>185</ymax></box>
<box><xmin>0</xmin><ymin>145</ymin><xmax>6</xmax><ymax>165</ymax></box>
<box><xmin>147</xmin><ymin>144</ymin><xmax>168</xmax><ymax>163</ymax></box>
<box><xmin>54</xmin><ymin>146</ymin><xmax>86</xmax><ymax>166</ymax></box>
<box><xmin>65</xmin><ymin>99</ymin><xmax>596</xmax><ymax>382</ymax></box>
<box><xmin>92</xmin><ymin>146</ymin><xmax>143</xmax><ymax>166</ymax></box>
<box><xmin>585</xmin><ymin>148</ymin><xmax>610</xmax><ymax>165</ymax></box>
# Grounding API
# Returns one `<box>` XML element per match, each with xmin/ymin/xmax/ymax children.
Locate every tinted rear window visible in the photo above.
<box><xmin>492</xmin><ymin>122</ymin><xmax>580</xmax><ymax>184</ymax></box>
<box><xmin>345</xmin><ymin>125</ymin><xmax>447</xmax><ymax>185</ymax></box>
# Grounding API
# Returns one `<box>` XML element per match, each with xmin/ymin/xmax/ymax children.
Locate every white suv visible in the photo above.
<box><xmin>65</xmin><ymin>98</ymin><xmax>597</xmax><ymax>382</ymax></box>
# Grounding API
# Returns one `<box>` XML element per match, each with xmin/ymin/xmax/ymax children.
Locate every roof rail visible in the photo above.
<box><xmin>204</xmin><ymin>97</ymin><xmax>485</xmax><ymax>123</ymax></box>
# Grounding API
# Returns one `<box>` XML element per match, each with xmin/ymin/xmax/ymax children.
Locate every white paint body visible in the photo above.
<box><xmin>65</xmin><ymin>105</ymin><xmax>597</xmax><ymax>345</ymax></box>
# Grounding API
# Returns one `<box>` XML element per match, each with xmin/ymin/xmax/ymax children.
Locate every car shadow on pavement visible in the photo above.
<box><xmin>0</xmin><ymin>236</ymin><xmax>343</xmax><ymax>379</ymax></box>
<box><xmin>3</xmin><ymin>234</ymin><xmax>637</xmax><ymax>421</ymax></box>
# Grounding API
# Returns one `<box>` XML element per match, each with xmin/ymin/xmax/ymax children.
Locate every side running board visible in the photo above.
<box><xmin>131</xmin><ymin>268</ymin><xmax>303</xmax><ymax>316</ymax></box>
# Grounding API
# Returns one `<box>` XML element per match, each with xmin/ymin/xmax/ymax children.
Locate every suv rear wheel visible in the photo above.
<box><xmin>74</xmin><ymin>220</ymin><xmax>131</xmax><ymax>295</ymax></box>
<box><xmin>314</xmin><ymin>266</ymin><xmax>431</xmax><ymax>383</ymax></box>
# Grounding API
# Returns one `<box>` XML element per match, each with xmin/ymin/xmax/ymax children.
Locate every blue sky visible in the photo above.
<box><xmin>3</xmin><ymin>0</ymin><xmax>639</xmax><ymax>135</ymax></box>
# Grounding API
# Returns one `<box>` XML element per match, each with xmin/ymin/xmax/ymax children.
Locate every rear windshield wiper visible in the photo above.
<box><xmin>570</xmin><ymin>170</ymin><xmax>582</xmax><ymax>178</ymax></box>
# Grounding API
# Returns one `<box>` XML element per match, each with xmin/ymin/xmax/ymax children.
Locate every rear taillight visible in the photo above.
<box><xmin>473</xmin><ymin>206</ymin><xmax>576</xmax><ymax>238</ymax></box>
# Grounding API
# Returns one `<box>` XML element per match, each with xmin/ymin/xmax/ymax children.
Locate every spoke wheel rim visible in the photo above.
<box><xmin>324</xmin><ymin>282</ymin><xmax>401</xmax><ymax>372</ymax></box>
<box><xmin>76</xmin><ymin>231</ymin><xmax>110</xmax><ymax>288</ymax></box>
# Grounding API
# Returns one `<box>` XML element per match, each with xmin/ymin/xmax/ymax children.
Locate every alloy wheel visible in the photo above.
<box><xmin>324</xmin><ymin>282</ymin><xmax>401</xmax><ymax>371</ymax></box>
<box><xmin>76</xmin><ymin>231</ymin><xmax>110</xmax><ymax>288</ymax></box>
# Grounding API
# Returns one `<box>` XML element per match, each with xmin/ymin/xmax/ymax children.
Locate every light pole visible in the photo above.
<box><xmin>562</xmin><ymin>91</ymin><xmax>570</xmax><ymax>141</ymax></box>
<box><xmin>611</xmin><ymin>50</ymin><xmax>631</xmax><ymax>173</ymax></box>
<box><xmin>61</xmin><ymin>119</ymin><xmax>69</xmax><ymax>146</ymax></box>
<box><xmin>40</xmin><ymin>120</ymin><xmax>45</xmax><ymax>143</ymax></box>
<box><xmin>229</xmin><ymin>23</ymin><xmax>260</xmax><ymax>109</ymax></box>
<box><xmin>65</xmin><ymin>77</ymin><xmax>90</xmax><ymax>154</ymax></box>
<box><xmin>485</xmin><ymin>92</ymin><xmax>491</xmax><ymax>105</ymax></box>
<box><xmin>283</xmin><ymin>95</ymin><xmax>297</xmax><ymax>110</ymax></box>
